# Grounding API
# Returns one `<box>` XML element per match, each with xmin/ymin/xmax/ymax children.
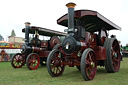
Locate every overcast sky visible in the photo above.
<box><xmin>0</xmin><ymin>0</ymin><xmax>128</xmax><ymax>46</ymax></box>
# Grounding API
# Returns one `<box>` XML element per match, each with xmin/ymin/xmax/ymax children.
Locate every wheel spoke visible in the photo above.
<box><xmin>89</xmin><ymin>53</ymin><xmax>93</xmax><ymax>62</ymax></box>
<box><xmin>89</xmin><ymin>70</ymin><xmax>93</xmax><ymax>78</ymax></box>
<box><xmin>113</xmin><ymin>43</ymin><xmax>117</xmax><ymax>49</ymax></box>
<box><xmin>113</xmin><ymin>57</ymin><xmax>118</xmax><ymax>62</ymax></box>
<box><xmin>86</xmin><ymin>66</ymin><xmax>90</xmax><ymax>71</ymax></box>
<box><xmin>56</xmin><ymin>57</ymin><xmax>60</xmax><ymax>61</ymax></box>
<box><xmin>115</xmin><ymin>50</ymin><xmax>119</xmax><ymax>53</ymax></box>
<box><xmin>113</xmin><ymin>62</ymin><xmax>116</xmax><ymax>68</ymax></box>
<box><xmin>56</xmin><ymin>67</ymin><xmax>59</xmax><ymax>74</ymax></box>
<box><xmin>86</xmin><ymin>60</ymin><xmax>91</xmax><ymax>65</ymax></box>
<box><xmin>86</xmin><ymin>66</ymin><xmax>91</xmax><ymax>78</ymax></box>
<box><xmin>51</xmin><ymin>64</ymin><xmax>57</xmax><ymax>69</ymax></box>
<box><xmin>51</xmin><ymin>58</ymin><xmax>56</xmax><ymax>62</ymax></box>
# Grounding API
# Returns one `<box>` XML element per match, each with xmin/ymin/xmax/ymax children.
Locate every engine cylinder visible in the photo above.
<box><xmin>62</xmin><ymin>36</ymin><xmax>81</xmax><ymax>54</ymax></box>
<box><xmin>21</xmin><ymin>44</ymin><xmax>32</xmax><ymax>54</ymax></box>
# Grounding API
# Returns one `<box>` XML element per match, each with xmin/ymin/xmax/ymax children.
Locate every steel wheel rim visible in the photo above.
<box><xmin>27</xmin><ymin>54</ymin><xmax>40</xmax><ymax>70</ymax></box>
<box><xmin>12</xmin><ymin>54</ymin><xmax>24</xmax><ymax>68</ymax></box>
<box><xmin>111</xmin><ymin>40</ymin><xmax>120</xmax><ymax>71</ymax></box>
<box><xmin>50</xmin><ymin>51</ymin><xmax>64</xmax><ymax>76</ymax></box>
<box><xmin>85</xmin><ymin>51</ymin><xmax>96</xmax><ymax>80</ymax></box>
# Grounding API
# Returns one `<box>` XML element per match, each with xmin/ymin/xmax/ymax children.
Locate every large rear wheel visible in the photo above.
<box><xmin>11</xmin><ymin>53</ymin><xmax>25</xmax><ymax>68</ymax></box>
<box><xmin>47</xmin><ymin>49</ymin><xmax>65</xmax><ymax>77</ymax></box>
<box><xmin>26</xmin><ymin>53</ymin><xmax>40</xmax><ymax>70</ymax></box>
<box><xmin>104</xmin><ymin>38</ymin><xmax>121</xmax><ymax>72</ymax></box>
<box><xmin>81</xmin><ymin>48</ymin><xmax>97</xmax><ymax>81</ymax></box>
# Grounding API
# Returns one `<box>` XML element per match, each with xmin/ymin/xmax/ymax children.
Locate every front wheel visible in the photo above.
<box><xmin>47</xmin><ymin>49</ymin><xmax>65</xmax><ymax>77</ymax></box>
<box><xmin>26</xmin><ymin>53</ymin><xmax>40</xmax><ymax>70</ymax></box>
<box><xmin>81</xmin><ymin>48</ymin><xmax>97</xmax><ymax>81</ymax></box>
<box><xmin>11</xmin><ymin>53</ymin><xmax>25</xmax><ymax>68</ymax></box>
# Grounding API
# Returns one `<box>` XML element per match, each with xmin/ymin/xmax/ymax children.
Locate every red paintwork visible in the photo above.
<box><xmin>85</xmin><ymin>32</ymin><xmax>97</xmax><ymax>46</ymax></box>
<box><xmin>41</xmin><ymin>41</ymin><xmax>48</xmax><ymax>48</ymax></box>
<box><xmin>31</xmin><ymin>36</ymin><xmax>61</xmax><ymax>57</ymax></box>
<box><xmin>58</xmin><ymin>31</ymin><xmax>107</xmax><ymax>67</ymax></box>
<box><xmin>50</xmin><ymin>36</ymin><xmax>60</xmax><ymax>49</ymax></box>
<box><xmin>80</xmin><ymin>40</ymin><xmax>87</xmax><ymax>51</ymax></box>
<box><xmin>39</xmin><ymin>51</ymin><xmax>50</xmax><ymax>57</ymax></box>
<box><xmin>94</xmin><ymin>46</ymin><xmax>106</xmax><ymax>60</ymax></box>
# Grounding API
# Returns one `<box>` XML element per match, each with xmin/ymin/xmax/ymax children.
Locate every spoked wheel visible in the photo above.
<box><xmin>104</xmin><ymin>38</ymin><xmax>121</xmax><ymax>72</ymax></box>
<box><xmin>47</xmin><ymin>49</ymin><xmax>65</xmax><ymax>77</ymax></box>
<box><xmin>81</xmin><ymin>48</ymin><xmax>97</xmax><ymax>81</ymax></box>
<box><xmin>26</xmin><ymin>53</ymin><xmax>40</xmax><ymax>70</ymax></box>
<box><xmin>11</xmin><ymin>53</ymin><xmax>25</xmax><ymax>68</ymax></box>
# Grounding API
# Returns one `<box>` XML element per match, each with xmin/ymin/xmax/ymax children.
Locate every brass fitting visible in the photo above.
<box><xmin>66</xmin><ymin>2</ymin><xmax>76</xmax><ymax>8</ymax></box>
<box><xmin>25</xmin><ymin>22</ymin><xmax>31</xmax><ymax>26</ymax></box>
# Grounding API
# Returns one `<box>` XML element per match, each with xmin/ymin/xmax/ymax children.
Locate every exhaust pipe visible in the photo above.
<box><xmin>24</xmin><ymin>22</ymin><xmax>30</xmax><ymax>44</ymax></box>
<box><xmin>66</xmin><ymin>3</ymin><xmax>76</xmax><ymax>34</ymax></box>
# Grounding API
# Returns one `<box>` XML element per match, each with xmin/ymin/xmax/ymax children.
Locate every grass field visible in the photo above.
<box><xmin>0</xmin><ymin>57</ymin><xmax>128</xmax><ymax>85</ymax></box>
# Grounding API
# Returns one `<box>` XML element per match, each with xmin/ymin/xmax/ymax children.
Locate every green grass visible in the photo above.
<box><xmin>0</xmin><ymin>58</ymin><xmax>128</xmax><ymax>85</ymax></box>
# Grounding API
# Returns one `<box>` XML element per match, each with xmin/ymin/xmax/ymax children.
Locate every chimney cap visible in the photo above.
<box><xmin>66</xmin><ymin>2</ymin><xmax>76</xmax><ymax>8</ymax></box>
<box><xmin>25</xmin><ymin>22</ymin><xmax>31</xmax><ymax>26</ymax></box>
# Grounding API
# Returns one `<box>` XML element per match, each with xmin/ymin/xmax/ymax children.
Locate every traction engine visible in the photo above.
<box><xmin>11</xmin><ymin>22</ymin><xmax>66</xmax><ymax>70</ymax></box>
<box><xmin>47</xmin><ymin>3</ymin><xmax>121</xmax><ymax>80</ymax></box>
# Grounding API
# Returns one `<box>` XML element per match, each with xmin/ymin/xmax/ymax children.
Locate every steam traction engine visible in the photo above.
<box><xmin>47</xmin><ymin>3</ymin><xmax>121</xmax><ymax>80</ymax></box>
<box><xmin>11</xmin><ymin>22</ymin><xmax>66</xmax><ymax>70</ymax></box>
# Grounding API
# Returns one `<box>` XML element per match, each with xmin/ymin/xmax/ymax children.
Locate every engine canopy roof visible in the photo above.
<box><xmin>22</xmin><ymin>26</ymin><xmax>67</xmax><ymax>37</ymax></box>
<box><xmin>57</xmin><ymin>10</ymin><xmax>121</xmax><ymax>32</ymax></box>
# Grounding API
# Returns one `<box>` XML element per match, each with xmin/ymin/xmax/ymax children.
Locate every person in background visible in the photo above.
<box><xmin>118</xmin><ymin>41</ymin><xmax>123</xmax><ymax>61</ymax></box>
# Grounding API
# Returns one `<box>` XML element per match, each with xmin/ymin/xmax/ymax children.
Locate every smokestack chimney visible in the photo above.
<box><xmin>66</xmin><ymin>3</ymin><xmax>76</xmax><ymax>33</ymax></box>
<box><xmin>24</xmin><ymin>22</ymin><xmax>31</xmax><ymax>44</ymax></box>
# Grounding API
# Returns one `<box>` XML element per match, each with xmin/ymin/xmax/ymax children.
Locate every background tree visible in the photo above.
<box><xmin>126</xmin><ymin>44</ymin><xmax>128</xmax><ymax>47</ymax></box>
<box><xmin>0</xmin><ymin>35</ymin><xmax>4</xmax><ymax>41</ymax></box>
<box><xmin>11</xmin><ymin>29</ymin><xmax>16</xmax><ymax>36</ymax></box>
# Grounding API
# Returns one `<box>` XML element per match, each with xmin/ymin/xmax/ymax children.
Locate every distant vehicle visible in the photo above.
<box><xmin>11</xmin><ymin>22</ymin><xmax>66</xmax><ymax>70</ymax></box>
<box><xmin>122</xmin><ymin>46</ymin><xmax>128</xmax><ymax>57</ymax></box>
<box><xmin>47</xmin><ymin>3</ymin><xmax>121</xmax><ymax>81</ymax></box>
